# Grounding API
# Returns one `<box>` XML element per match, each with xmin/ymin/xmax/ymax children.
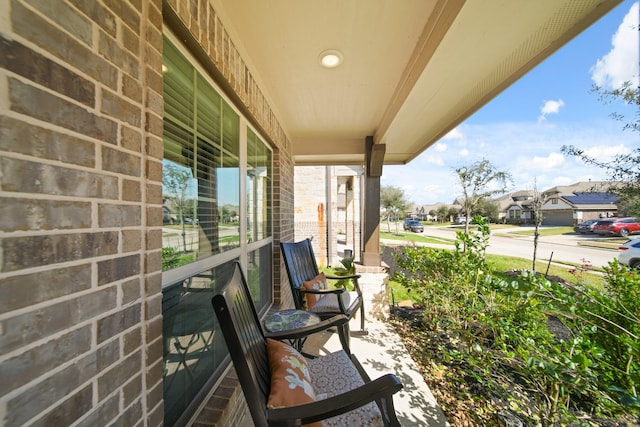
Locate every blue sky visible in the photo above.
<box><xmin>382</xmin><ymin>0</ymin><xmax>640</xmax><ymax>206</ymax></box>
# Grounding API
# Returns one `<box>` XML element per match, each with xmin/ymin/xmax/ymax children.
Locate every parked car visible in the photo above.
<box><xmin>593</xmin><ymin>217</ymin><xmax>640</xmax><ymax>237</ymax></box>
<box><xmin>454</xmin><ymin>217</ymin><xmax>467</xmax><ymax>225</ymax></box>
<box><xmin>403</xmin><ymin>219</ymin><xmax>424</xmax><ymax>233</ymax></box>
<box><xmin>573</xmin><ymin>219</ymin><xmax>598</xmax><ymax>234</ymax></box>
<box><xmin>618</xmin><ymin>239</ymin><xmax>640</xmax><ymax>271</ymax></box>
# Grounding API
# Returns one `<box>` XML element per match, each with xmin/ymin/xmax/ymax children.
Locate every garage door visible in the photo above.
<box><xmin>542</xmin><ymin>211</ymin><xmax>573</xmax><ymax>226</ymax></box>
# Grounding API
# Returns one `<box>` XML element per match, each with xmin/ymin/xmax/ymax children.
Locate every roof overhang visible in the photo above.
<box><xmin>212</xmin><ymin>0</ymin><xmax>622</xmax><ymax>166</ymax></box>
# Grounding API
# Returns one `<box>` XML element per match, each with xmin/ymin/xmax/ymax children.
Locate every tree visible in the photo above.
<box><xmin>428</xmin><ymin>209</ymin><xmax>437</xmax><ymax>221</ymax></box>
<box><xmin>380</xmin><ymin>185</ymin><xmax>409</xmax><ymax>234</ymax></box>
<box><xmin>163</xmin><ymin>163</ymin><xmax>195</xmax><ymax>252</ymax></box>
<box><xmin>454</xmin><ymin>159</ymin><xmax>512</xmax><ymax>235</ymax></box>
<box><xmin>475</xmin><ymin>197</ymin><xmax>500</xmax><ymax>222</ymax></box>
<box><xmin>561</xmin><ymin>144</ymin><xmax>640</xmax><ymax>216</ymax></box>
<box><xmin>447</xmin><ymin>206</ymin><xmax>458</xmax><ymax>223</ymax></box>
<box><xmin>437</xmin><ymin>205</ymin><xmax>449</xmax><ymax>223</ymax></box>
<box><xmin>561</xmin><ymin>82</ymin><xmax>640</xmax><ymax>216</ymax></box>
<box><xmin>529</xmin><ymin>181</ymin><xmax>550</xmax><ymax>273</ymax></box>
<box><xmin>592</xmin><ymin>81</ymin><xmax>640</xmax><ymax>133</ymax></box>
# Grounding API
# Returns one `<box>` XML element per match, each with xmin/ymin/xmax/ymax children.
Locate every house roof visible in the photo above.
<box><xmin>414</xmin><ymin>202</ymin><xmax>451</xmax><ymax>212</ymax></box>
<box><xmin>543</xmin><ymin>181</ymin><xmax>611</xmax><ymax>197</ymax></box>
<box><xmin>212</xmin><ymin>0</ymin><xmax>621</xmax><ymax>166</ymax></box>
<box><xmin>505</xmin><ymin>200</ymin><xmax>534</xmax><ymax>211</ymax></box>
<box><xmin>563</xmin><ymin>192</ymin><xmax>619</xmax><ymax>207</ymax></box>
<box><xmin>494</xmin><ymin>190</ymin><xmax>534</xmax><ymax>210</ymax></box>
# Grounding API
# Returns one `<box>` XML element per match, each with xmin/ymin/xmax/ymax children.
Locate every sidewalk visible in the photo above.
<box><xmin>303</xmin><ymin>271</ymin><xmax>449</xmax><ymax>426</ymax></box>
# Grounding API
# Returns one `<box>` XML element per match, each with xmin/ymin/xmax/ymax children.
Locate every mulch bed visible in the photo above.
<box><xmin>382</xmin><ymin>246</ymin><xmax>638</xmax><ymax>426</ymax></box>
<box><xmin>389</xmin><ymin>304</ymin><xmax>638</xmax><ymax>426</ymax></box>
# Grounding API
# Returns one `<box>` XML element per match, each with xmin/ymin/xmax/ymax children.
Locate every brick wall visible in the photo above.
<box><xmin>0</xmin><ymin>0</ymin><xmax>165</xmax><ymax>425</ymax></box>
<box><xmin>1</xmin><ymin>0</ymin><xmax>295</xmax><ymax>426</ymax></box>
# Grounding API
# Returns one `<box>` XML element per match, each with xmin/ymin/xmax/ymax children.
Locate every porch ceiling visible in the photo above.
<box><xmin>212</xmin><ymin>0</ymin><xmax>621</xmax><ymax>166</ymax></box>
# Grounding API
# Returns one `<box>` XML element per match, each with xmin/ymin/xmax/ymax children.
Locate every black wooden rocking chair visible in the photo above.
<box><xmin>211</xmin><ymin>262</ymin><xmax>402</xmax><ymax>427</ymax></box>
<box><xmin>280</xmin><ymin>239</ymin><xmax>366</xmax><ymax>332</ymax></box>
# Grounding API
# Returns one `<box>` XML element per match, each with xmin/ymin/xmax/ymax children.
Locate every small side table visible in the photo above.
<box><xmin>263</xmin><ymin>309</ymin><xmax>321</xmax><ymax>351</ymax></box>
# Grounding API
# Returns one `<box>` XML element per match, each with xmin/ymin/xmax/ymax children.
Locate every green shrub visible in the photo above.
<box><xmin>577</xmin><ymin>260</ymin><xmax>640</xmax><ymax>410</ymax></box>
<box><xmin>162</xmin><ymin>247</ymin><xmax>180</xmax><ymax>271</ymax></box>
<box><xmin>391</xmin><ymin>215</ymin><xmax>639</xmax><ymax>425</ymax></box>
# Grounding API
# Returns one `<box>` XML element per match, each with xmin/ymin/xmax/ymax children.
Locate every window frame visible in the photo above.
<box><xmin>161</xmin><ymin>31</ymin><xmax>274</xmax><ymax>290</ymax></box>
<box><xmin>161</xmin><ymin>30</ymin><xmax>274</xmax><ymax>427</ymax></box>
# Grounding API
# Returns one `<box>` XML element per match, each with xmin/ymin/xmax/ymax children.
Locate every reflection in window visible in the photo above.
<box><xmin>246</xmin><ymin>244</ymin><xmax>272</xmax><ymax>311</ymax></box>
<box><xmin>247</xmin><ymin>128</ymin><xmax>272</xmax><ymax>243</ymax></box>
<box><xmin>162</xmin><ymin>40</ymin><xmax>240</xmax><ymax>270</ymax></box>
<box><xmin>161</xmin><ymin>261</ymin><xmax>236</xmax><ymax>427</ymax></box>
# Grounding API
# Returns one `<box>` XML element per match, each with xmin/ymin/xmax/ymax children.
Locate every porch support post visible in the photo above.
<box><xmin>361</xmin><ymin>136</ymin><xmax>385</xmax><ymax>266</ymax></box>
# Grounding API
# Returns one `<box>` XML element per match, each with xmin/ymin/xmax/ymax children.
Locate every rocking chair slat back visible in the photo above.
<box><xmin>211</xmin><ymin>263</ymin><xmax>270</xmax><ymax>422</ymax></box>
<box><xmin>280</xmin><ymin>239</ymin><xmax>320</xmax><ymax>309</ymax></box>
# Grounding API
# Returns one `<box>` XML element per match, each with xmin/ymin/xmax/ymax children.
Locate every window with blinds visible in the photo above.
<box><xmin>161</xmin><ymin>36</ymin><xmax>273</xmax><ymax>426</ymax></box>
<box><xmin>162</xmin><ymin>39</ymin><xmax>240</xmax><ymax>264</ymax></box>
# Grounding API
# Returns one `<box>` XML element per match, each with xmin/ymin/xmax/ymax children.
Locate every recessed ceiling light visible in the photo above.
<box><xmin>319</xmin><ymin>50</ymin><xmax>343</xmax><ymax>68</ymax></box>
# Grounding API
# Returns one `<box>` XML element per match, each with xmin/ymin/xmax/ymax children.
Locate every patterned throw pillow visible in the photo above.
<box><xmin>266</xmin><ymin>339</ymin><xmax>321</xmax><ymax>427</ymax></box>
<box><xmin>301</xmin><ymin>273</ymin><xmax>328</xmax><ymax>309</ymax></box>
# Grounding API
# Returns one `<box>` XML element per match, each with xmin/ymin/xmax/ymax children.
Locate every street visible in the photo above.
<box><xmin>485</xmin><ymin>232</ymin><xmax>617</xmax><ymax>269</ymax></box>
<box><xmin>394</xmin><ymin>226</ymin><xmax>621</xmax><ymax>270</ymax></box>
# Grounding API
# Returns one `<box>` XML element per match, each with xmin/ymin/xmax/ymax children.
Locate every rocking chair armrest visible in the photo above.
<box><xmin>324</xmin><ymin>274</ymin><xmax>363</xmax><ymax>296</ymax></box>
<box><xmin>300</xmin><ymin>287</ymin><xmax>345</xmax><ymax>295</ymax></box>
<box><xmin>264</xmin><ymin>315</ymin><xmax>349</xmax><ymax>341</ymax></box>
<box><xmin>266</xmin><ymin>374</ymin><xmax>403</xmax><ymax>426</ymax></box>
<box><xmin>324</xmin><ymin>273</ymin><xmax>361</xmax><ymax>281</ymax></box>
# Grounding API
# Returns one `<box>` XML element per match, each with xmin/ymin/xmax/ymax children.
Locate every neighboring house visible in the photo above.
<box><xmin>495</xmin><ymin>191</ymin><xmax>534</xmax><ymax>223</ymax></box>
<box><xmin>415</xmin><ymin>203</ymin><xmax>450</xmax><ymax>221</ymax></box>
<box><xmin>402</xmin><ymin>183</ymin><xmax>619</xmax><ymax>227</ymax></box>
<box><xmin>412</xmin><ymin>204</ymin><xmax>429</xmax><ymax>220</ymax></box>
<box><xmin>543</xmin><ymin>192</ymin><xmax>619</xmax><ymax>225</ymax></box>
<box><xmin>542</xmin><ymin>182</ymin><xmax>618</xmax><ymax>225</ymax></box>
<box><xmin>498</xmin><ymin>183</ymin><xmax>619</xmax><ymax>226</ymax></box>
<box><xmin>504</xmin><ymin>200</ymin><xmax>533</xmax><ymax>223</ymax></box>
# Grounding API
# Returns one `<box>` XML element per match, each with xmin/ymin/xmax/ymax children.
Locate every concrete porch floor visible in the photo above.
<box><xmin>301</xmin><ymin>271</ymin><xmax>449</xmax><ymax>426</ymax></box>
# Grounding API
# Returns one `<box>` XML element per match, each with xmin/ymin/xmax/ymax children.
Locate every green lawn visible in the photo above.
<box><xmin>578</xmin><ymin>238</ymin><xmax>627</xmax><ymax>249</ymax></box>
<box><xmin>380</xmin><ymin>231</ymin><xmax>454</xmax><ymax>245</ymax></box>
<box><xmin>388</xmin><ymin>252</ymin><xmax>606</xmax><ymax>304</ymax></box>
<box><xmin>496</xmin><ymin>226</ymin><xmax>574</xmax><ymax>236</ymax></box>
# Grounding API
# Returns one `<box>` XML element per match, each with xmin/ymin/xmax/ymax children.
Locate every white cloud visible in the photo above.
<box><xmin>444</xmin><ymin>127</ymin><xmax>464</xmax><ymax>140</ymax></box>
<box><xmin>515</xmin><ymin>152</ymin><xmax>565</xmax><ymax>171</ymax></box>
<box><xmin>423</xmin><ymin>155</ymin><xmax>444</xmax><ymax>166</ymax></box>
<box><xmin>419</xmin><ymin>184</ymin><xmax>447</xmax><ymax>200</ymax></box>
<box><xmin>458</xmin><ymin>148</ymin><xmax>469</xmax><ymax>156</ymax></box>
<box><xmin>532</xmin><ymin>152</ymin><xmax>565</xmax><ymax>170</ymax></box>
<box><xmin>434</xmin><ymin>142</ymin><xmax>447</xmax><ymax>152</ymax></box>
<box><xmin>583</xmin><ymin>144</ymin><xmax>631</xmax><ymax>162</ymax></box>
<box><xmin>402</xmin><ymin>184</ymin><xmax>415</xmax><ymax>194</ymax></box>
<box><xmin>550</xmin><ymin>176</ymin><xmax>575</xmax><ymax>187</ymax></box>
<box><xmin>538</xmin><ymin>99</ymin><xmax>565</xmax><ymax>123</ymax></box>
<box><xmin>591</xmin><ymin>1</ymin><xmax>640</xmax><ymax>89</ymax></box>
<box><xmin>541</xmin><ymin>100</ymin><xmax>565</xmax><ymax>115</ymax></box>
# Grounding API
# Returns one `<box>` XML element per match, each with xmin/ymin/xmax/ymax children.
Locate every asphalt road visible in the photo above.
<box><xmin>392</xmin><ymin>226</ymin><xmax>622</xmax><ymax>270</ymax></box>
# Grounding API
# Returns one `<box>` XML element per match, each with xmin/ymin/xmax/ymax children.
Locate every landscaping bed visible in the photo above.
<box><xmin>389</xmin><ymin>296</ymin><xmax>638</xmax><ymax>426</ymax></box>
<box><xmin>381</xmin><ymin>222</ymin><xmax>639</xmax><ymax>426</ymax></box>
